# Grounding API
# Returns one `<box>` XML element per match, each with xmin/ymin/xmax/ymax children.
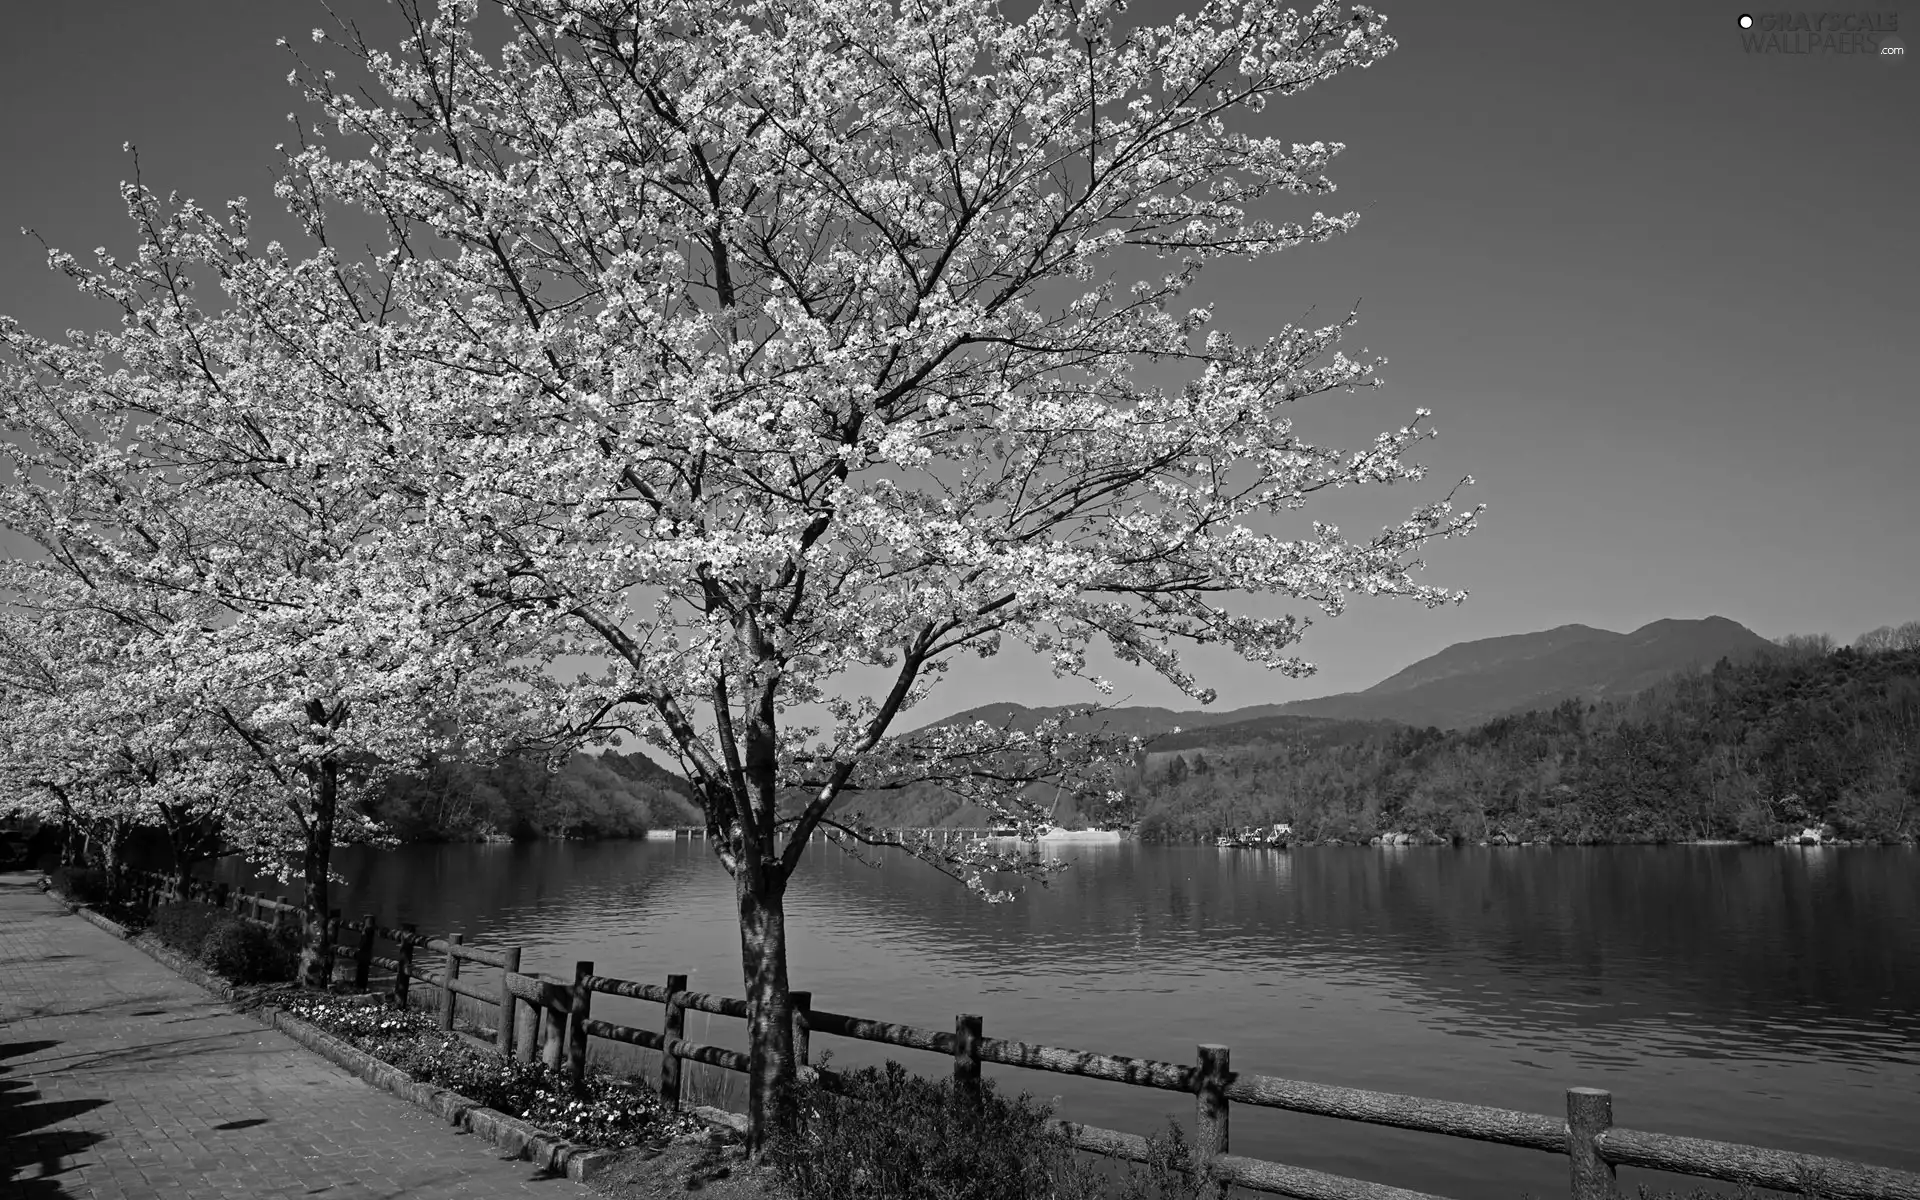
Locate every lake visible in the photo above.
<box><xmin>302</xmin><ymin>841</ymin><xmax>1919</xmax><ymax>1198</ymax></box>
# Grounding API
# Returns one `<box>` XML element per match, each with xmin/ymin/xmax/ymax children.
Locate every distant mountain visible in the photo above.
<box><xmin>915</xmin><ymin>616</ymin><xmax>1776</xmax><ymax>740</ymax></box>
<box><xmin>908</xmin><ymin>700</ymin><xmax>1284</xmax><ymax>739</ymax></box>
<box><xmin>1279</xmin><ymin>616</ymin><xmax>1776</xmax><ymax>729</ymax></box>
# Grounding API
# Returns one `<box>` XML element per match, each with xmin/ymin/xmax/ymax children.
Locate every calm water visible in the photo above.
<box><xmin>305</xmin><ymin>842</ymin><xmax>1918</xmax><ymax>1198</ymax></box>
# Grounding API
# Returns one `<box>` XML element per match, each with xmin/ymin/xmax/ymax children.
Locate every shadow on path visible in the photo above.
<box><xmin>1</xmin><ymin>1039</ymin><xmax>107</xmax><ymax>1199</ymax></box>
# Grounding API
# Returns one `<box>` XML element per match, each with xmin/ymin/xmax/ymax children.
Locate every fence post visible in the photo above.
<box><xmin>659</xmin><ymin>972</ymin><xmax>688</xmax><ymax>1109</ymax></box>
<box><xmin>497</xmin><ymin>947</ymin><xmax>522</xmax><ymax>1059</ymax></box>
<box><xmin>791</xmin><ymin>990</ymin><xmax>812</xmax><ymax>1067</ymax></box>
<box><xmin>395</xmin><ymin>922</ymin><xmax>416</xmax><ymax>1009</ymax></box>
<box><xmin>440</xmin><ymin>933</ymin><xmax>464</xmax><ymax>1032</ymax></box>
<box><xmin>352</xmin><ymin>915</ymin><xmax>376</xmax><ymax>991</ymax></box>
<box><xmin>1195</xmin><ymin>1043</ymin><xmax>1231</xmax><ymax>1192</ymax></box>
<box><xmin>514</xmin><ymin>987</ymin><xmax>539</xmax><ymax>1063</ymax></box>
<box><xmin>1567</xmin><ymin>1087</ymin><xmax>1616</xmax><ymax>1200</ymax></box>
<box><xmin>954</xmin><ymin>1013</ymin><xmax>983</xmax><ymax>1108</ymax></box>
<box><xmin>325</xmin><ymin>909</ymin><xmax>342</xmax><ymax>985</ymax></box>
<box><xmin>539</xmin><ymin>979</ymin><xmax>567</xmax><ymax>1070</ymax></box>
<box><xmin>568</xmin><ymin>961</ymin><xmax>594</xmax><ymax>1094</ymax></box>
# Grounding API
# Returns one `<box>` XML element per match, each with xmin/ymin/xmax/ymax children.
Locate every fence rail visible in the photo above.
<box><xmin>105</xmin><ymin>865</ymin><xmax>1920</xmax><ymax>1200</ymax></box>
<box><xmin>1227</xmin><ymin>1072</ymin><xmax>1569</xmax><ymax>1154</ymax></box>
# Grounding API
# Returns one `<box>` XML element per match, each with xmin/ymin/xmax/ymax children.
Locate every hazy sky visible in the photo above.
<box><xmin>1</xmin><ymin>1</ymin><xmax>1913</xmax><ymax>722</ymax></box>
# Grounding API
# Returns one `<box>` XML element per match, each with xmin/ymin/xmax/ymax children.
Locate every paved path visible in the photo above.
<box><xmin>0</xmin><ymin>872</ymin><xmax>579</xmax><ymax>1199</ymax></box>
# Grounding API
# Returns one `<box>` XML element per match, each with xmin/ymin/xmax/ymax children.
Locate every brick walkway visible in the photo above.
<box><xmin>0</xmin><ymin>872</ymin><xmax>579</xmax><ymax>1199</ymax></box>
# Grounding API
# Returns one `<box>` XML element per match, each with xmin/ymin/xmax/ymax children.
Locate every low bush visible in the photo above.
<box><xmin>147</xmin><ymin>899</ymin><xmax>299</xmax><ymax>983</ymax></box>
<box><xmin>48</xmin><ymin>865</ymin><xmax>110</xmax><ymax>905</ymax></box>
<box><xmin>772</xmin><ymin>1062</ymin><xmax>1223</xmax><ymax>1200</ymax></box>
<box><xmin>150</xmin><ymin>901</ymin><xmax>227</xmax><ymax>958</ymax></box>
<box><xmin>772</xmin><ymin>1059</ymin><xmax>1119</xmax><ymax>1200</ymax></box>
<box><xmin>199</xmin><ymin>916</ymin><xmax>299</xmax><ymax>984</ymax></box>
<box><xmin>1106</xmin><ymin>1121</ymin><xmax>1220</xmax><ymax>1200</ymax></box>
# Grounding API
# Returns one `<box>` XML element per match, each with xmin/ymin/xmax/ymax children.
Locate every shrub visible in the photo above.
<box><xmin>150</xmin><ymin>900</ymin><xmax>299</xmax><ymax>982</ymax></box>
<box><xmin>199</xmin><ymin>918</ymin><xmax>299</xmax><ymax>984</ymax></box>
<box><xmin>48</xmin><ymin>866</ymin><xmax>110</xmax><ymax>905</ymax></box>
<box><xmin>1106</xmin><ymin>1120</ymin><xmax>1219</xmax><ymax>1200</ymax></box>
<box><xmin>772</xmin><ymin>1059</ymin><xmax>1113</xmax><ymax>1200</ymax></box>
<box><xmin>150</xmin><ymin>901</ymin><xmax>229</xmax><ymax>959</ymax></box>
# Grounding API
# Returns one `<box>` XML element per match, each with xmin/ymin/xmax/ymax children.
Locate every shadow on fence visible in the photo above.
<box><xmin>110</xmin><ymin>866</ymin><xmax>1920</xmax><ymax>1200</ymax></box>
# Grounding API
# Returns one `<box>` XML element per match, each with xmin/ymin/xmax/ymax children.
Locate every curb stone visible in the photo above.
<box><xmin>52</xmin><ymin>887</ymin><xmax>624</xmax><ymax>1184</ymax></box>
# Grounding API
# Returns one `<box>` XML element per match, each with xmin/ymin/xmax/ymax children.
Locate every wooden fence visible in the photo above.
<box><xmin>113</xmin><ymin>867</ymin><xmax>1920</xmax><ymax>1200</ymax></box>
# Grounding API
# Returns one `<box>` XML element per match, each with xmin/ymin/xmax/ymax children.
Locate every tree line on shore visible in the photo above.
<box><xmin>18</xmin><ymin>627</ymin><xmax>1913</xmax><ymax>886</ymax></box>
<box><xmin>1120</xmin><ymin>637</ymin><xmax>1920</xmax><ymax>845</ymax></box>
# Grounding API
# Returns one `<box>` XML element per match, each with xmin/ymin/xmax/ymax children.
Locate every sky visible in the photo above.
<box><xmin>1</xmin><ymin>0</ymin><xmax>1914</xmax><ymax>725</ymax></box>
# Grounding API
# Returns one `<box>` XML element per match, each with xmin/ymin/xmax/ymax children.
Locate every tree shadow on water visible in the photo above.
<box><xmin>2</xmin><ymin>1040</ymin><xmax>109</xmax><ymax>1199</ymax></box>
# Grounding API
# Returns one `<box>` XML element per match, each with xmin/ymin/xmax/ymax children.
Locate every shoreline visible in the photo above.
<box><xmin>1137</xmin><ymin>836</ymin><xmax>1915</xmax><ymax>849</ymax></box>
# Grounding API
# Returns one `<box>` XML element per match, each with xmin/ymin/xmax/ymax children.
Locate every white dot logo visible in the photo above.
<box><xmin>1738</xmin><ymin>13</ymin><xmax>1754</xmax><ymax>27</ymax></box>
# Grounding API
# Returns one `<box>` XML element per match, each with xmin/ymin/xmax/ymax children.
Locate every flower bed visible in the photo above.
<box><xmin>274</xmin><ymin>991</ymin><xmax>703</xmax><ymax>1151</ymax></box>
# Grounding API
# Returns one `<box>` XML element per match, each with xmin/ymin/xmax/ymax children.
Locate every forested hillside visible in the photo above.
<box><xmin>1129</xmin><ymin>645</ymin><xmax>1920</xmax><ymax>844</ymax></box>
<box><xmin>362</xmin><ymin>749</ymin><xmax>702</xmax><ymax>842</ymax></box>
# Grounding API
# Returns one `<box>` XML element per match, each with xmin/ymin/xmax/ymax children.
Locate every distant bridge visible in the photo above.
<box><xmin>659</xmin><ymin>826</ymin><xmax>1004</xmax><ymax>846</ymax></box>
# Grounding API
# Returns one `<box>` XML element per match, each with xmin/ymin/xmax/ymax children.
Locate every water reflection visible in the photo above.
<box><xmin>263</xmin><ymin>841</ymin><xmax>1919</xmax><ymax>1198</ymax></box>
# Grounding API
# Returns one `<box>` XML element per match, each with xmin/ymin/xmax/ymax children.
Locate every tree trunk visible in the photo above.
<box><xmin>158</xmin><ymin>806</ymin><xmax>203</xmax><ymax>896</ymax></box>
<box><xmin>737</xmin><ymin>868</ymin><xmax>795</xmax><ymax>1153</ymax></box>
<box><xmin>99</xmin><ymin>821</ymin><xmax>130</xmax><ymax>904</ymax></box>
<box><xmin>171</xmin><ymin>851</ymin><xmax>202</xmax><ymax>897</ymax></box>
<box><xmin>299</xmin><ymin>760</ymin><xmax>338</xmax><ymax>990</ymax></box>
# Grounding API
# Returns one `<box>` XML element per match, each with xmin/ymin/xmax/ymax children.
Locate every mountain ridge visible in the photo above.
<box><xmin>915</xmin><ymin>616</ymin><xmax>1776</xmax><ymax>741</ymax></box>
